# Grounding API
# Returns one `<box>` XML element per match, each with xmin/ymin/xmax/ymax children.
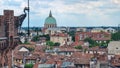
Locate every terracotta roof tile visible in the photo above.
<box><xmin>111</xmin><ymin>55</ymin><xmax>120</xmax><ymax>66</ymax></box>
<box><xmin>70</xmin><ymin>52</ymin><xmax>93</xmax><ymax>64</ymax></box>
<box><xmin>51</xmin><ymin>33</ymin><xmax>68</xmax><ymax>37</ymax></box>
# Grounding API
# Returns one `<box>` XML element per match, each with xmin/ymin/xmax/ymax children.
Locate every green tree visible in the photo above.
<box><xmin>46</xmin><ymin>41</ymin><xmax>54</xmax><ymax>46</ymax></box>
<box><xmin>68</xmin><ymin>31</ymin><xmax>75</xmax><ymax>41</ymax></box>
<box><xmin>27</xmin><ymin>47</ymin><xmax>34</xmax><ymax>52</ymax></box>
<box><xmin>98</xmin><ymin>41</ymin><xmax>107</xmax><ymax>48</ymax></box>
<box><xmin>24</xmin><ymin>63</ymin><xmax>33</xmax><ymax>68</ymax></box>
<box><xmin>54</xmin><ymin>42</ymin><xmax>60</xmax><ymax>46</ymax></box>
<box><xmin>84</xmin><ymin>38</ymin><xmax>96</xmax><ymax>44</ymax></box>
<box><xmin>84</xmin><ymin>38</ymin><xmax>97</xmax><ymax>47</ymax></box>
<box><xmin>40</xmin><ymin>34</ymin><xmax>50</xmax><ymax>41</ymax></box>
<box><xmin>32</xmin><ymin>34</ymin><xmax>50</xmax><ymax>42</ymax></box>
<box><xmin>23</xmin><ymin>38</ymin><xmax>30</xmax><ymax>44</ymax></box>
<box><xmin>74</xmin><ymin>45</ymin><xmax>82</xmax><ymax>49</ymax></box>
<box><xmin>31</xmin><ymin>35</ymin><xmax>40</xmax><ymax>42</ymax></box>
<box><xmin>106</xmin><ymin>40</ymin><xmax>110</xmax><ymax>46</ymax></box>
<box><xmin>18</xmin><ymin>32</ymin><xmax>25</xmax><ymax>36</ymax></box>
<box><xmin>112</xmin><ymin>32</ymin><xmax>120</xmax><ymax>41</ymax></box>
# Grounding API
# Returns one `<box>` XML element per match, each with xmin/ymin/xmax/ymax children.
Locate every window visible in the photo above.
<box><xmin>107</xmin><ymin>30</ymin><xmax>110</xmax><ymax>32</ymax></box>
<box><xmin>80</xmin><ymin>29</ymin><xmax>83</xmax><ymax>32</ymax></box>
<box><xmin>116</xmin><ymin>47</ymin><xmax>118</xmax><ymax>49</ymax></box>
<box><xmin>79</xmin><ymin>34</ymin><xmax>83</xmax><ymax>40</ymax></box>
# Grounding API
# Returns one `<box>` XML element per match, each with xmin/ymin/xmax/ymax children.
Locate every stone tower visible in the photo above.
<box><xmin>0</xmin><ymin>9</ymin><xmax>26</xmax><ymax>68</ymax></box>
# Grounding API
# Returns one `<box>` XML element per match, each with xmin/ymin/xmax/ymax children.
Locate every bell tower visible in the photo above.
<box><xmin>0</xmin><ymin>9</ymin><xmax>27</xmax><ymax>68</ymax></box>
<box><xmin>4</xmin><ymin>10</ymin><xmax>15</xmax><ymax>37</ymax></box>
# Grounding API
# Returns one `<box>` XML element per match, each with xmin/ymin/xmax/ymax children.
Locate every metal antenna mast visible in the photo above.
<box><xmin>118</xmin><ymin>24</ymin><xmax>120</xmax><ymax>32</ymax></box>
<box><xmin>28</xmin><ymin>0</ymin><xmax>30</xmax><ymax>38</ymax></box>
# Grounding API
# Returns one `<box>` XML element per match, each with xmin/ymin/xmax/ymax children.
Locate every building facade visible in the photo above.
<box><xmin>91</xmin><ymin>28</ymin><xmax>104</xmax><ymax>33</ymax></box>
<box><xmin>75</xmin><ymin>32</ymin><xmax>111</xmax><ymax>43</ymax></box>
<box><xmin>44</xmin><ymin>28</ymin><xmax>66</xmax><ymax>35</ymax></box>
<box><xmin>50</xmin><ymin>33</ymin><xmax>72</xmax><ymax>46</ymax></box>
<box><xmin>108</xmin><ymin>41</ymin><xmax>120</xmax><ymax>55</ymax></box>
<box><xmin>104</xmin><ymin>27</ymin><xmax>117</xmax><ymax>33</ymax></box>
<box><xmin>76</xmin><ymin>27</ymin><xmax>87</xmax><ymax>32</ymax></box>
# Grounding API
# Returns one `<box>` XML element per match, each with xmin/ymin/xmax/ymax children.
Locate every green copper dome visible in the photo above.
<box><xmin>45</xmin><ymin>11</ymin><xmax>56</xmax><ymax>24</ymax></box>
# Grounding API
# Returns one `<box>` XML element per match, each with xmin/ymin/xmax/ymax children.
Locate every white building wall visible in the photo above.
<box><xmin>108</xmin><ymin>41</ymin><xmax>120</xmax><ymax>55</ymax></box>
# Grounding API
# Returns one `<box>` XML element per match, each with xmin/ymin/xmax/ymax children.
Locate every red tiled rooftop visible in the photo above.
<box><xmin>33</xmin><ymin>62</ymin><xmax>39</xmax><ymax>68</ymax></box>
<box><xmin>111</xmin><ymin>55</ymin><xmax>120</xmax><ymax>66</ymax></box>
<box><xmin>59</xmin><ymin>47</ymin><xmax>80</xmax><ymax>52</ymax></box>
<box><xmin>75</xmin><ymin>32</ymin><xmax>111</xmax><ymax>41</ymax></box>
<box><xmin>70</xmin><ymin>52</ymin><xmax>93</xmax><ymax>64</ymax></box>
<box><xmin>51</xmin><ymin>33</ymin><xmax>68</xmax><ymax>37</ymax></box>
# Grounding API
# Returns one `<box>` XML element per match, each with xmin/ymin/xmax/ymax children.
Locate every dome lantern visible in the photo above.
<box><xmin>44</xmin><ymin>11</ymin><xmax>57</xmax><ymax>28</ymax></box>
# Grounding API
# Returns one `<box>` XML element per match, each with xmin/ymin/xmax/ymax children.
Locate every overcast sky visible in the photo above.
<box><xmin>0</xmin><ymin>0</ymin><xmax>120</xmax><ymax>27</ymax></box>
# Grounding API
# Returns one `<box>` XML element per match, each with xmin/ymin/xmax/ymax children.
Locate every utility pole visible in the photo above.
<box><xmin>28</xmin><ymin>0</ymin><xmax>30</xmax><ymax>40</ymax></box>
<box><xmin>118</xmin><ymin>24</ymin><xmax>120</xmax><ymax>32</ymax></box>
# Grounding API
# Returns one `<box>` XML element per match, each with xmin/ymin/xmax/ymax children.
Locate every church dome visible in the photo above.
<box><xmin>45</xmin><ymin>11</ymin><xmax>56</xmax><ymax>24</ymax></box>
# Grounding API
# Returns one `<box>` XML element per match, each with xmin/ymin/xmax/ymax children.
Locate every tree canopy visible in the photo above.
<box><xmin>54</xmin><ymin>42</ymin><xmax>60</xmax><ymax>46</ymax></box>
<box><xmin>27</xmin><ymin>47</ymin><xmax>34</xmax><ymax>52</ymax></box>
<box><xmin>112</xmin><ymin>32</ymin><xmax>120</xmax><ymax>41</ymax></box>
<box><xmin>31</xmin><ymin>34</ymin><xmax>50</xmax><ymax>42</ymax></box>
<box><xmin>46</xmin><ymin>41</ymin><xmax>55</xmax><ymax>46</ymax></box>
<box><xmin>68</xmin><ymin>31</ymin><xmax>75</xmax><ymax>41</ymax></box>
<box><xmin>31</xmin><ymin>35</ymin><xmax>40</xmax><ymax>42</ymax></box>
<box><xmin>84</xmin><ymin>38</ymin><xmax>97</xmax><ymax>45</ymax></box>
<box><xmin>74</xmin><ymin>45</ymin><xmax>82</xmax><ymax>49</ymax></box>
<box><xmin>24</xmin><ymin>63</ymin><xmax>33</xmax><ymax>68</ymax></box>
<box><xmin>46</xmin><ymin>41</ymin><xmax>60</xmax><ymax>47</ymax></box>
<box><xmin>84</xmin><ymin>38</ymin><xmax>98</xmax><ymax>47</ymax></box>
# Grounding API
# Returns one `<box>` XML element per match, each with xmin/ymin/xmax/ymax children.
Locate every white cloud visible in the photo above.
<box><xmin>0</xmin><ymin>0</ymin><xmax>120</xmax><ymax>26</ymax></box>
<box><xmin>1</xmin><ymin>0</ymin><xmax>118</xmax><ymax>17</ymax></box>
<box><xmin>112</xmin><ymin>0</ymin><xmax>120</xmax><ymax>5</ymax></box>
<box><xmin>32</xmin><ymin>0</ymin><xmax>119</xmax><ymax>15</ymax></box>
